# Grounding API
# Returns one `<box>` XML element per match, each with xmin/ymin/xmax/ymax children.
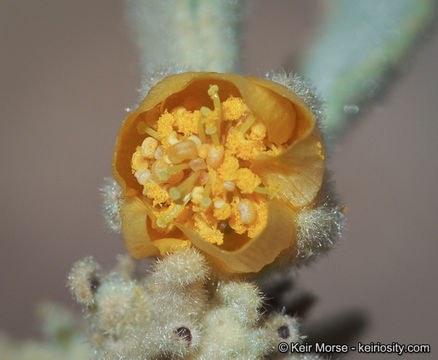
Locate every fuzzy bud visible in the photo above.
<box><xmin>67</xmin><ymin>257</ymin><xmax>101</xmax><ymax>307</ymax></box>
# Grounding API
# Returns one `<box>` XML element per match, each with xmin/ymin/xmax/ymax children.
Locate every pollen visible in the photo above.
<box><xmin>174</xmin><ymin>108</ymin><xmax>200</xmax><ymax>136</ymax></box>
<box><xmin>235</xmin><ymin>168</ymin><xmax>261</xmax><ymax>194</ymax></box>
<box><xmin>194</xmin><ymin>214</ymin><xmax>224</xmax><ymax>245</ymax></box>
<box><xmin>222</xmin><ymin>96</ymin><xmax>247</xmax><ymax>121</ymax></box>
<box><xmin>157</xmin><ymin>111</ymin><xmax>175</xmax><ymax>146</ymax></box>
<box><xmin>248</xmin><ymin>198</ymin><xmax>268</xmax><ymax>238</ymax></box>
<box><xmin>218</xmin><ymin>153</ymin><xmax>239</xmax><ymax>181</ymax></box>
<box><xmin>225</xmin><ymin>129</ymin><xmax>265</xmax><ymax>161</ymax></box>
<box><xmin>143</xmin><ymin>183</ymin><xmax>170</xmax><ymax>207</ymax></box>
<box><xmin>229</xmin><ymin>196</ymin><xmax>268</xmax><ymax>237</ymax></box>
<box><xmin>249</xmin><ymin>121</ymin><xmax>267</xmax><ymax>141</ymax></box>
<box><xmin>191</xmin><ymin>186</ymin><xmax>204</xmax><ymax>204</ymax></box>
<box><xmin>213</xmin><ymin>201</ymin><xmax>231</xmax><ymax>220</ymax></box>
<box><xmin>130</xmin><ymin>85</ymin><xmax>285</xmax><ymax>247</ymax></box>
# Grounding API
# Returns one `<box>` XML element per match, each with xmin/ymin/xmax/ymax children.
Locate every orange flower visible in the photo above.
<box><xmin>112</xmin><ymin>72</ymin><xmax>325</xmax><ymax>273</ymax></box>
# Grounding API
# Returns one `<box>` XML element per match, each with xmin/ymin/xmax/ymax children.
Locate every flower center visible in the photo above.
<box><xmin>132</xmin><ymin>85</ymin><xmax>287</xmax><ymax>246</ymax></box>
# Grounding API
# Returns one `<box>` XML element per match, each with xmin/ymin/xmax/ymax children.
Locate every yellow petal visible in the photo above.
<box><xmin>248</xmin><ymin>77</ymin><xmax>315</xmax><ymax>143</ymax></box>
<box><xmin>152</xmin><ymin>238</ymin><xmax>191</xmax><ymax>254</ymax></box>
<box><xmin>120</xmin><ymin>197</ymin><xmax>189</xmax><ymax>258</ymax></box>
<box><xmin>177</xmin><ymin>199</ymin><xmax>297</xmax><ymax>273</ymax></box>
<box><xmin>120</xmin><ymin>197</ymin><xmax>159</xmax><ymax>258</ymax></box>
<box><xmin>239</xmin><ymin>82</ymin><xmax>295</xmax><ymax>145</ymax></box>
<box><xmin>251</xmin><ymin>129</ymin><xmax>325</xmax><ymax>208</ymax></box>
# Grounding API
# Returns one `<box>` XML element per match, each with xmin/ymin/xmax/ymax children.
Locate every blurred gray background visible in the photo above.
<box><xmin>0</xmin><ymin>1</ymin><xmax>437</xmax><ymax>359</ymax></box>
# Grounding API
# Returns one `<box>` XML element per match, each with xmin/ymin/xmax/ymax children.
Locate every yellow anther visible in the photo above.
<box><xmin>143</xmin><ymin>183</ymin><xmax>169</xmax><ymax>206</ymax></box>
<box><xmin>131</xmin><ymin>147</ymin><xmax>149</xmax><ymax>172</ymax></box>
<box><xmin>154</xmin><ymin>145</ymin><xmax>164</xmax><ymax>159</ymax></box>
<box><xmin>214</xmin><ymin>199</ymin><xmax>225</xmax><ymax>208</ymax></box>
<box><xmin>218</xmin><ymin>154</ymin><xmax>239</xmax><ymax>181</ymax></box>
<box><xmin>198</xmin><ymin>144</ymin><xmax>210</xmax><ymax>159</ymax></box>
<box><xmin>167</xmin><ymin>132</ymin><xmax>179</xmax><ymax>146</ymax></box>
<box><xmin>223</xmin><ymin>181</ymin><xmax>236</xmax><ymax>192</ymax></box>
<box><xmin>238</xmin><ymin>199</ymin><xmax>256</xmax><ymax>225</ymax></box>
<box><xmin>249</xmin><ymin>122</ymin><xmax>267</xmax><ymax>141</ymax></box>
<box><xmin>206</xmin><ymin>145</ymin><xmax>224</xmax><ymax>169</ymax></box>
<box><xmin>174</xmin><ymin>107</ymin><xmax>199</xmax><ymax>136</ymax></box>
<box><xmin>222</xmin><ymin>96</ymin><xmax>247</xmax><ymax>121</ymax></box>
<box><xmin>191</xmin><ymin>186</ymin><xmax>204</xmax><ymax>204</ymax></box>
<box><xmin>235</xmin><ymin>168</ymin><xmax>261</xmax><ymax>194</ymax></box>
<box><xmin>162</xmin><ymin>155</ymin><xmax>172</xmax><ymax>164</ymax></box>
<box><xmin>187</xmin><ymin>135</ymin><xmax>202</xmax><ymax>149</ymax></box>
<box><xmin>199</xmin><ymin>171</ymin><xmax>209</xmax><ymax>186</ymax></box>
<box><xmin>167</xmin><ymin>140</ymin><xmax>198</xmax><ymax>164</ymax></box>
<box><xmin>225</xmin><ymin>128</ymin><xmax>265</xmax><ymax>160</ymax></box>
<box><xmin>189</xmin><ymin>158</ymin><xmax>207</xmax><ymax>171</ymax></box>
<box><xmin>214</xmin><ymin>202</ymin><xmax>231</xmax><ymax>220</ymax></box>
<box><xmin>134</xmin><ymin>169</ymin><xmax>151</xmax><ymax>185</ymax></box>
<box><xmin>193</xmin><ymin>214</ymin><xmax>224</xmax><ymax>245</ymax></box>
<box><xmin>141</xmin><ymin>137</ymin><xmax>158</xmax><ymax>158</ymax></box>
<box><xmin>151</xmin><ymin>159</ymin><xmax>169</xmax><ymax>182</ymax></box>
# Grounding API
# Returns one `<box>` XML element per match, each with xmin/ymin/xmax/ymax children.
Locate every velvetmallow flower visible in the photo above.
<box><xmin>112</xmin><ymin>72</ymin><xmax>325</xmax><ymax>273</ymax></box>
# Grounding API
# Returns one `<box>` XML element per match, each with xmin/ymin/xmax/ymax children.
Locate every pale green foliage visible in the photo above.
<box><xmin>67</xmin><ymin>249</ymin><xmax>322</xmax><ymax>359</ymax></box>
<box><xmin>125</xmin><ymin>0</ymin><xmax>242</xmax><ymax>75</ymax></box>
<box><xmin>301</xmin><ymin>0</ymin><xmax>436</xmax><ymax>139</ymax></box>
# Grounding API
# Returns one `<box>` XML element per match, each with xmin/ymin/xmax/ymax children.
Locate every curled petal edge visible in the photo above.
<box><xmin>251</xmin><ymin>129</ymin><xmax>325</xmax><ymax>208</ymax></box>
<box><xmin>177</xmin><ymin>199</ymin><xmax>298</xmax><ymax>273</ymax></box>
<box><xmin>120</xmin><ymin>197</ymin><xmax>189</xmax><ymax>258</ymax></box>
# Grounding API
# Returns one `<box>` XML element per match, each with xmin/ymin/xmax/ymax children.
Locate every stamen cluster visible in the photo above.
<box><xmin>131</xmin><ymin>85</ymin><xmax>285</xmax><ymax>246</ymax></box>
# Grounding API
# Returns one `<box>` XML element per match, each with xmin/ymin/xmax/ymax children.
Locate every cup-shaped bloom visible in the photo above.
<box><xmin>113</xmin><ymin>72</ymin><xmax>325</xmax><ymax>273</ymax></box>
